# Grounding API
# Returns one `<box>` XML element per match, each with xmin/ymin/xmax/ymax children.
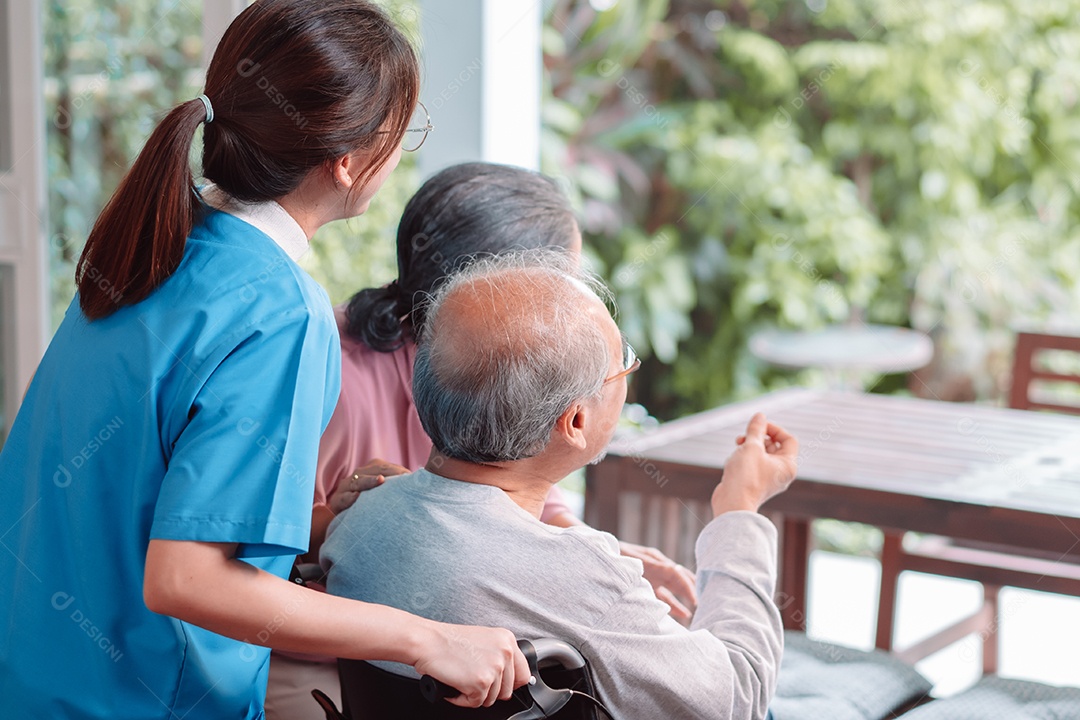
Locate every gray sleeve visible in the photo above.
<box><xmin>578</xmin><ymin>512</ymin><xmax>782</xmax><ymax>720</ymax></box>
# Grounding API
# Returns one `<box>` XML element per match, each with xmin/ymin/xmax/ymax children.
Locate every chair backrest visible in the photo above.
<box><xmin>1008</xmin><ymin>332</ymin><xmax>1080</xmax><ymax>414</ymax></box>
<box><xmin>333</xmin><ymin>639</ymin><xmax>601</xmax><ymax>720</ymax></box>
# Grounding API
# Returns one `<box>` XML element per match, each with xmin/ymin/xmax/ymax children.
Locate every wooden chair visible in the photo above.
<box><xmin>875</xmin><ymin>331</ymin><xmax>1080</xmax><ymax>673</ymax></box>
<box><xmin>1008</xmin><ymin>331</ymin><xmax>1080</xmax><ymax>413</ymax></box>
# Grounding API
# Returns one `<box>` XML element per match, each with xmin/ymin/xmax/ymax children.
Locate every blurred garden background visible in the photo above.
<box><xmin>45</xmin><ymin>0</ymin><xmax>1080</xmax><ymax>428</ymax></box>
<box><xmin>542</xmin><ymin>0</ymin><xmax>1080</xmax><ymax>418</ymax></box>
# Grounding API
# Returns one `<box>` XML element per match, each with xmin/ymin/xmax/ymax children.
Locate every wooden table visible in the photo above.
<box><xmin>585</xmin><ymin>389</ymin><xmax>1080</xmax><ymax>641</ymax></box>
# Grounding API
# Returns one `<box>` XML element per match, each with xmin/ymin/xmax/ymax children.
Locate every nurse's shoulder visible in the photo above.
<box><xmin>184</xmin><ymin>204</ymin><xmax>331</xmax><ymax>318</ymax></box>
<box><xmin>122</xmin><ymin>207</ymin><xmax>338</xmax><ymax>382</ymax></box>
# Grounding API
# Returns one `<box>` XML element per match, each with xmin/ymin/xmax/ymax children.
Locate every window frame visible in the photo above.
<box><xmin>0</xmin><ymin>0</ymin><xmax>48</xmax><ymax>445</ymax></box>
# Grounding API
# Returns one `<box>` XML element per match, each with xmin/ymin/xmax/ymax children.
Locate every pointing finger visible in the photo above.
<box><xmin>743</xmin><ymin>413</ymin><xmax>768</xmax><ymax>446</ymax></box>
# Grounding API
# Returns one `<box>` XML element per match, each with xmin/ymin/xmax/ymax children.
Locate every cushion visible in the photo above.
<box><xmin>897</xmin><ymin>676</ymin><xmax>1080</xmax><ymax>719</ymax></box>
<box><xmin>771</xmin><ymin>632</ymin><xmax>933</xmax><ymax>720</ymax></box>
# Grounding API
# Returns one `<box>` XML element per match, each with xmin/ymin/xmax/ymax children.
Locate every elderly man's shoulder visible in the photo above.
<box><xmin>326</xmin><ymin>470</ymin><xmax>645</xmax><ymax>595</ymax></box>
<box><xmin>322</xmin><ymin>471</ymin><xmax>650</xmax><ymax>630</ymax></box>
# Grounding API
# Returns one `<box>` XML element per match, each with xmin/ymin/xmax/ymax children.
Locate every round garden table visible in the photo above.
<box><xmin>749</xmin><ymin>324</ymin><xmax>933</xmax><ymax>388</ymax></box>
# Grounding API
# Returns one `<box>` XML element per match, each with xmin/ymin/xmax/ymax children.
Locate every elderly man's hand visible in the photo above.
<box><xmin>619</xmin><ymin>541</ymin><xmax>698</xmax><ymax>620</ymax></box>
<box><xmin>329</xmin><ymin>458</ymin><xmax>409</xmax><ymax>515</ymax></box>
<box><xmin>711</xmin><ymin>413</ymin><xmax>798</xmax><ymax>516</ymax></box>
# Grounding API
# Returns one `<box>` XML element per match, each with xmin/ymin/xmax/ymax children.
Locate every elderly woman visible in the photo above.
<box><xmin>266</xmin><ymin>162</ymin><xmax>699</xmax><ymax>719</ymax></box>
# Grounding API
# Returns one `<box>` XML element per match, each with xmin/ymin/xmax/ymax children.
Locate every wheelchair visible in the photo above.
<box><xmin>310</xmin><ymin>638</ymin><xmax>611</xmax><ymax>720</ymax></box>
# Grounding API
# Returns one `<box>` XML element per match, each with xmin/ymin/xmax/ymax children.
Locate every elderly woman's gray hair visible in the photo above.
<box><xmin>413</xmin><ymin>249</ymin><xmax>614</xmax><ymax>464</ymax></box>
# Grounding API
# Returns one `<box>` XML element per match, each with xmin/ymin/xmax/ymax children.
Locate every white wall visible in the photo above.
<box><xmin>202</xmin><ymin>0</ymin><xmax>250</xmax><ymax>69</ymax></box>
<box><xmin>418</xmin><ymin>0</ymin><xmax>541</xmax><ymax>177</ymax></box>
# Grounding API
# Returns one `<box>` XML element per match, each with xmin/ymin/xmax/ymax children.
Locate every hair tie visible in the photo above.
<box><xmin>197</xmin><ymin>94</ymin><xmax>214</xmax><ymax>124</ymax></box>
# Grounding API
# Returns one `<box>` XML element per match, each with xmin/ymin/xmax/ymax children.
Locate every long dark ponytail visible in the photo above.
<box><xmin>76</xmin><ymin>0</ymin><xmax>419</xmax><ymax>320</ymax></box>
<box><xmin>345</xmin><ymin>163</ymin><xmax>580</xmax><ymax>351</ymax></box>
<box><xmin>76</xmin><ymin>100</ymin><xmax>206</xmax><ymax>318</ymax></box>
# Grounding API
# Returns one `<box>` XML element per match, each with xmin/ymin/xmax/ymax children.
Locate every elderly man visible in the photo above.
<box><xmin>321</xmin><ymin>251</ymin><xmax>798</xmax><ymax>719</ymax></box>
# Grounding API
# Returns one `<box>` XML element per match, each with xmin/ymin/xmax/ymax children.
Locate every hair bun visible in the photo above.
<box><xmin>344</xmin><ymin>282</ymin><xmax>406</xmax><ymax>352</ymax></box>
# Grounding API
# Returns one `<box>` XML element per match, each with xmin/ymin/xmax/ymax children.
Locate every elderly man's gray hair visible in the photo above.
<box><xmin>413</xmin><ymin>249</ymin><xmax>614</xmax><ymax>464</ymax></box>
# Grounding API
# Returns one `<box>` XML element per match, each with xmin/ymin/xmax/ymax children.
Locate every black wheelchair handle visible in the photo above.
<box><xmin>419</xmin><ymin>674</ymin><xmax>460</xmax><ymax>703</ymax></box>
<box><xmin>419</xmin><ymin>638</ymin><xmax>584</xmax><ymax>705</ymax></box>
<box><xmin>419</xmin><ymin>638</ymin><xmax>602</xmax><ymax>720</ymax></box>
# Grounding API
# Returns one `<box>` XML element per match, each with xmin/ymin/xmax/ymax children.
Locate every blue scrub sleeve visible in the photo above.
<box><xmin>151</xmin><ymin>309</ymin><xmax>339</xmax><ymax>558</ymax></box>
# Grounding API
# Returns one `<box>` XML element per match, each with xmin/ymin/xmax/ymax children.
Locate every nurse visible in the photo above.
<box><xmin>0</xmin><ymin>1</ymin><xmax>526</xmax><ymax>718</ymax></box>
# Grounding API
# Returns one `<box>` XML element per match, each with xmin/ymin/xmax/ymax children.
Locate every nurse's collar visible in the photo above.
<box><xmin>201</xmin><ymin>184</ymin><xmax>309</xmax><ymax>262</ymax></box>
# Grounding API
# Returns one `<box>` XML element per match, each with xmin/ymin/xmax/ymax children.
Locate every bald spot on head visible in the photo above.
<box><xmin>412</xmin><ymin>250</ymin><xmax>617</xmax><ymax>464</ymax></box>
<box><xmin>427</xmin><ymin>267</ymin><xmax>614</xmax><ymax>390</ymax></box>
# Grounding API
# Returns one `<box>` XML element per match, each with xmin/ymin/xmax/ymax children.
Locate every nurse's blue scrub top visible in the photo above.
<box><xmin>0</xmin><ymin>196</ymin><xmax>341</xmax><ymax>719</ymax></box>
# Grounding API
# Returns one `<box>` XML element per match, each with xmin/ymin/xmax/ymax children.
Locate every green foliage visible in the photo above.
<box><xmin>544</xmin><ymin>0</ymin><xmax>1080</xmax><ymax>419</ymax></box>
<box><xmin>298</xmin><ymin>160</ymin><xmax>415</xmax><ymax>306</ymax></box>
<box><xmin>813</xmin><ymin>519</ymin><xmax>883</xmax><ymax>557</ymax></box>
<box><xmin>44</xmin><ymin>0</ymin><xmax>204</xmax><ymax>326</ymax></box>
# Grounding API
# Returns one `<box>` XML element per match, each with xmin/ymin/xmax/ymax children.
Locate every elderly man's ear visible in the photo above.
<box><xmin>555</xmin><ymin>402</ymin><xmax>590</xmax><ymax>451</ymax></box>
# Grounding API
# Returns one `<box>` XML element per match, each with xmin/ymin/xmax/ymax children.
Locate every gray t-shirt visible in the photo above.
<box><xmin>322</xmin><ymin>469</ymin><xmax>782</xmax><ymax>719</ymax></box>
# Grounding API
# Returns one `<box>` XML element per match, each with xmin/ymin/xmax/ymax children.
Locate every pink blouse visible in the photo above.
<box><xmin>315</xmin><ymin>307</ymin><xmax>573</xmax><ymax>522</ymax></box>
